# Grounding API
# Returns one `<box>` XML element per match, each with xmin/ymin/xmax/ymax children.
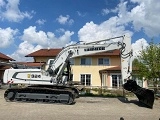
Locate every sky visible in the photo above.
<box><xmin>0</xmin><ymin>0</ymin><xmax>160</xmax><ymax>62</ymax></box>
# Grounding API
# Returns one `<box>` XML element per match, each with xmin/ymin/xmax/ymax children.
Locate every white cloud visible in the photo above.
<box><xmin>10</xmin><ymin>26</ymin><xmax>74</xmax><ymax>61</ymax></box>
<box><xmin>0</xmin><ymin>27</ymin><xmax>18</xmax><ymax>48</ymax></box>
<box><xmin>56</xmin><ymin>15</ymin><xmax>74</xmax><ymax>25</ymax></box>
<box><xmin>10</xmin><ymin>41</ymin><xmax>42</xmax><ymax>62</ymax></box>
<box><xmin>0</xmin><ymin>0</ymin><xmax>34</xmax><ymax>22</ymax></box>
<box><xmin>78</xmin><ymin>1</ymin><xmax>136</xmax><ymax>43</ymax></box>
<box><xmin>21</xmin><ymin>26</ymin><xmax>48</xmax><ymax>46</ymax></box>
<box><xmin>0</xmin><ymin>0</ymin><xmax>5</xmax><ymax>7</ymax></box>
<box><xmin>78</xmin><ymin>18</ymin><xmax>133</xmax><ymax>42</ymax></box>
<box><xmin>101</xmin><ymin>8</ymin><xmax>110</xmax><ymax>16</ymax></box>
<box><xmin>78</xmin><ymin>0</ymin><xmax>159</xmax><ymax>53</ymax></box>
<box><xmin>98</xmin><ymin>0</ymin><xmax>160</xmax><ymax>37</ymax></box>
<box><xmin>55</xmin><ymin>28</ymin><xmax>66</xmax><ymax>33</ymax></box>
<box><xmin>22</xmin><ymin>26</ymin><xmax>74</xmax><ymax>48</ymax></box>
<box><xmin>36</xmin><ymin>19</ymin><xmax>46</xmax><ymax>25</ymax></box>
<box><xmin>17</xmin><ymin>41</ymin><xmax>42</xmax><ymax>55</ymax></box>
<box><xmin>132</xmin><ymin>38</ymin><xmax>149</xmax><ymax>58</ymax></box>
<box><xmin>47</xmin><ymin>30</ymin><xmax>74</xmax><ymax>48</ymax></box>
<box><xmin>110</xmin><ymin>7</ymin><xmax>119</xmax><ymax>13</ymax></box>
<box><xmin>116</xmin><ymin>0</ymin><xmax>160</xmax><ymax>37</ymax></box>
<box><xmin>77</xmin><ymin>11</ymin><xmax>86</xmax><ymax>17</ymax></box>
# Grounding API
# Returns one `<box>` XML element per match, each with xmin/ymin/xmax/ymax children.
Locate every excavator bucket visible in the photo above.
<box><xmin>123</xmin><ymin>80</ymin><xmax>155</xmax><ymax>108</ymax></box>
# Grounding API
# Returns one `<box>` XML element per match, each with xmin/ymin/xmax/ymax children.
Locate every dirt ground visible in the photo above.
<box><xmin>0</xmin><ymin>88</ymin><xmax>159</xmax><ymax>120</ymax></box>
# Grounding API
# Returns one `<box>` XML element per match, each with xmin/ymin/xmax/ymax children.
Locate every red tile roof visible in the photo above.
<box><xmin>25</xmin><ymin>49</ymin><xmax>62</xmax><ymax>57</ymax></box>
<box><xmin>26</xmin><ymin>49</ymin><xmax>120</xmax><ymax>57</ymax></box>
<box><xmin>0</xmin><ymin>66</ymin><xmax>11</xmax><ymax>70</ymax></box>
<box><xmin>0</xmin><ymin>52</ymin><xmax>15</xmax><ymax>61</ymax></box>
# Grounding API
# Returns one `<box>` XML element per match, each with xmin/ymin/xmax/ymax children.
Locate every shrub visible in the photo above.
<box><xmin>80</xmin><ymin>88</ymin><xmax>126</xmax><ymax>97</ymax></box>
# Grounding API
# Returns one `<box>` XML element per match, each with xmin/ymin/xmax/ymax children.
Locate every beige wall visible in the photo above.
<box><xmin>72</xmin><ymin>65</ymin><xmax>114</xmax><ymax>86</ymax></box>
<box><xmin>71</xmin><ymin>56</ymin><xmax>120</xmax><ymax>87</ymax></box>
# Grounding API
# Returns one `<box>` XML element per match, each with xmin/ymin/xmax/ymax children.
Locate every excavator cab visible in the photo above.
<box><xmin>123</xmin><ymin>80</ymin><xmax>155</xmax><ymax>108</ymax></box>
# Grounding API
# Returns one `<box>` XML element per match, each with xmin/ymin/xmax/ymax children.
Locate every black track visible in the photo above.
<box><xmin>4</xmin><ymin>85</ymin><xmax>79</xmax><ymax>105</ymax></box>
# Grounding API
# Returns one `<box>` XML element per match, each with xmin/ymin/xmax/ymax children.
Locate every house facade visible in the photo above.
<box><xmin>26</xmin><ymin>48</ymin><xmax>147</xmax><ymax>89</ymax></box>
<box><xmin>71</xmin><ymin>50</ymin><xmax>121</xmax><ymax>88</ymax></box>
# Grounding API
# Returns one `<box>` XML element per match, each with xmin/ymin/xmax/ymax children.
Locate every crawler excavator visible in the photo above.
<box><xmin>3</xmin><ymin>34</ymin><xmax>154</xmax><ymax>108</ymax></box>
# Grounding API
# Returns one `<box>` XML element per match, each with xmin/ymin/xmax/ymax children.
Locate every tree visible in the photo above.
<box><xmin>133</xmin><ymin>41</ymin><xmax>160</xmax><ymax>93</ymax></box>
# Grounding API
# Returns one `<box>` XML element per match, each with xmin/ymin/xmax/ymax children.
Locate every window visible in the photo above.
<box><xmin>98</xmin><ymin>58</ymin><xmax>109</xmax><ymax>65</ymax></box>
<box><xmin>112</xmin><ymin>75</ymin><xmax>122</xmax><ymax>88</ymax></box>
<box><xmin>81</xmin><ymin>58</ymin><xmax>91</xmax><ymax>65</ymax></box>
<box><xmin>80</xmin><ymin>74</ymin><xmax>91</xmax><ymax>86</ymax></box>
<box><xmin>69</xmin><ymin>58</ymin><xmax>74</xmax><ymax>65</ymax></box>
<box><xmin>49</xmin><ymin>59</ymin><xmax>54</xmax><ymax>65</ymax></box>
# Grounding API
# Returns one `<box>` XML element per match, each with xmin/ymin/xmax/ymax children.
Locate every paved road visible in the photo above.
<box><xmin>0</xmin><ymin>89</ymin><xmax>159</xmax><ymax>120</ymax></box>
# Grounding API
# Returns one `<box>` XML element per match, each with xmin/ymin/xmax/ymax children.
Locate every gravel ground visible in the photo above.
<box><xmin>0</xmin><ymin>88</ymin><xmax>159</xmax><ymax>120</ymax></box>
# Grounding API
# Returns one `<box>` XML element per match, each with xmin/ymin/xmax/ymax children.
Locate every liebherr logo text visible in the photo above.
<box><xmin>84</xmin><ymin>47</ymin><xmax>105</xmax><ymax>51</ymax></box>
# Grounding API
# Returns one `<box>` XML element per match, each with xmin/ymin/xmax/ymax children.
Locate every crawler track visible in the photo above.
<box><xmin>4</xmin><ymin>85</ymin><xmax>78</xmax><ymax>105</ymax></box>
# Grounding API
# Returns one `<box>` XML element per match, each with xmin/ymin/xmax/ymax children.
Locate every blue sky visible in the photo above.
<box><xmin>0</xmin><ymin>0</ymin><xmax>160</xmax><ymax>61</ymax></box>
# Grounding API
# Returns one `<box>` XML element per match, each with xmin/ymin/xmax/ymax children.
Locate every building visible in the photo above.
<box><xmin>26</xmin><ymin>48</ymin><xmax>146</xmax><ymax>89</ymax></box>
<box><xmin>72</xmin><ymin>49</ymin><xmax>122</xmax><ymax>88</ymax></box>
<box><xmin>26</xmin><ymin>48</ymin><xmax>61</xmax><ymax>63</ymax></box>
<box><xmin>0</xmin><ymin>52</ymin><xmax>44</xmax><ymax>82</ymax></box>
<box><xmin>0</xmin><ymin>52</ymin><xmax>15</xmax><ymax>81</ymax></box>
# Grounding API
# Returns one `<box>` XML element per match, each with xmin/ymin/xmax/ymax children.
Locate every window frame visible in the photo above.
<box><xmin>80</xmin><ymin>57</ymin><xmax>92</xmax><ymax>65</ymax></box>
<box><xmin>69</xmin><ymin>58</ymin><xmax>74</xmax><ymax>65</ymax></box>
<box><xmin>80</xmin><ymin>74</ymin><xmax>91</xmax><ymax>86</ymax></box>
<box><xmin>98</xmin><ymin>58</ymin><xmax>110</xmax><ymax>65</ymax></box>
<box><xmin>110</xmin><ymin>73</ymin><xmax>122</xmax><ymax>88</ymax></box>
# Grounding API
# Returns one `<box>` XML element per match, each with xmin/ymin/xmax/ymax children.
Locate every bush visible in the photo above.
<box><xmin>80</xmin><ymin>88</ymin><xmax>125</xmax><ymax>97</ymax></box>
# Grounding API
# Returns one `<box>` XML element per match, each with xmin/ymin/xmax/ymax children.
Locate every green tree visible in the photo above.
<box><xmin>133</xmin><ymin>41</ymin><xmax>160</xmax><ymax>93</ymax></box>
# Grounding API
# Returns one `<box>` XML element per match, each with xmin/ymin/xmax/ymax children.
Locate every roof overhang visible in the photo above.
<box><xmin>99</xmin><ymin>66</ymin><xmax>121</xmax><ymax>73</ymax></box>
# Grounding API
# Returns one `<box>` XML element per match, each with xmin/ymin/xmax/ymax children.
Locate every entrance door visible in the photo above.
<box><xmin>111</xmin><ymin>75</ymin><xmax>122</xmax><ymax>88</ymax></box>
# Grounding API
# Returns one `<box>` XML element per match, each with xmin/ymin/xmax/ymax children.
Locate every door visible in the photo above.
<box><xmin>111</xmin><ymin>75</ymin><xmax>122</xmax><ymax>88</ymax></box>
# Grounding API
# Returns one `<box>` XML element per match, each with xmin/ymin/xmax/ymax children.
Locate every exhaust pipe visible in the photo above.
<box><xmin>123</xmin><ymin>80</ymin><xmax>154</xmax><ymax>108</ymax></box>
